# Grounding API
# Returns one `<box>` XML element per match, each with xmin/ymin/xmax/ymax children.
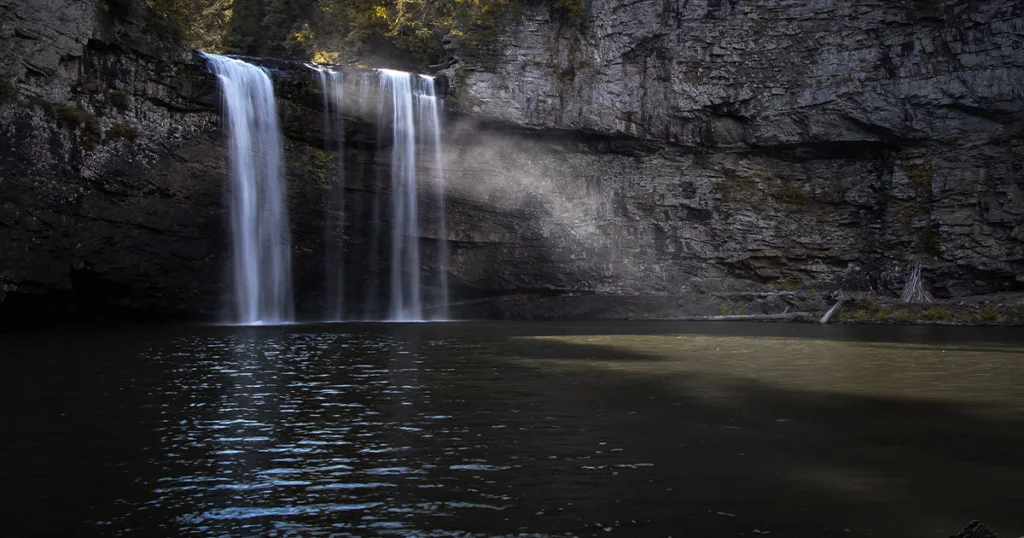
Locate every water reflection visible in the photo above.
<box><xmin>1</xmin><ymin>322</ymin><xmax>1023</xmax><ymax>537</ymax></box>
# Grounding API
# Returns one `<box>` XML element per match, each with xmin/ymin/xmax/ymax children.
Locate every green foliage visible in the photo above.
<box><xmin>959</xmin><ymin>312</ymin><xmax>982</xmax><ymax>324</ymax></box>
<box><xmin>56</xmin><ymin>106</ymin><xmax>96</xmax><ymax>127</ymax></box>
<box><xmin>774</xmin><ymin>279</ymin><xmax>798</xmax><ymax>291</ymax></box>
<box><xmin>893</xmin><ymin>203</ymin><xmax>916</xmax><ymax>227</ymax></box>
<box><xmin>146</xmin><ymin>0</ymin><xmax>232</xmax><ymax>52</ymax></box>
<box><xmin>858</xmin><ymin>297</ymin><xmax>879</xmax><ymax>312</ymax></box>
<box><xmin>905</xmin><ymin>160</ymin><xmax>933</xmax><ymax>192</ymax></box>
<box><xmin>918</xmin><ymin>225</ymin><xmax>941</xmax><ymax>256</ymax></box>
<box><xmin>315</xmin><ymin>0</ymin><xmax>529</xmax><ymax>69</ymax></box>
<box><xmin>979</xmin><ymin>307</ymin><xmax>1005</xmax><ymax>324</ymax></box>
<box><xmin>56</xmin><ymin>106</ymin><xmax>102</xmax><ymax>150</ymax></box>
<box><xmin>718</xmin><ymin>170</ymin><xmax>765</xmax><ymax>208</ymax></box>
<box><xmin>554</xmin><ymin>63</ymin><xmax>577</xmax><ymax>83</ymax></box>
<box><xmin>27</xmin><ymin>96</ymin><xmax>55</xmax><ymax>117</ymax></box>
<box><xmin>105</xmin><ymin>122</ymin><xmax>140</xmax><ymax>141</ymax></box>
<box><xmin>775</xmin><ymin>182</ymin><xmax>809</xmax><ymax>206</ymax></box>
<box><xmin>844</xmin><ymin>298</ymin><xmax>891</xmax><ymax>323</ymax></box>
<box><xmin>109</xmin><ymin>90</ymin><xmax>130</xmax><ymax>111</ymax></box>
<box><xmin>552</xmin><ymin>0</ymin><xmax>583</xmax><ymax>19</ymax></box>
<box><xmin>849</xmin><ymin>309</ymin><xmax>872</xmax><ymax>323</ymax></box>
<box><xmin>147</xmin><ymin>0</ymin><xmax>581</xmax><ymax>66</ymax></box>
<box><xmin>718</xmin><ymin>305</ymin><xmax>747</xmax><ymax>316</ymax></box>
<box><xmin>921</xmin><ymin>308</ymin><xmax>951</xmax><ymax>322</ymax></box>
<box><xmin>0</xmin><ymin>77</ymin><xmax>17</xmax><ymax>104</ymax></box>
<box><xmin>892</xmin><ymin>309</ymin><xmax>910</xmax><ymax>322</ymax></box>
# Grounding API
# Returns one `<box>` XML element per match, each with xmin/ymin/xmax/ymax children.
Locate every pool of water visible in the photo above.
<box><xmin>2</xmin><ymin>321</ymin><xmax>1023</xmax><ymax>537</ymax></box>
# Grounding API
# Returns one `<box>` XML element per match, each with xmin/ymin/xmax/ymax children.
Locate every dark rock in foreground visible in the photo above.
<box><xmin>951</xmin><ymin>520</ymin><xmax>999</xmax><ymax>538</ymax></box>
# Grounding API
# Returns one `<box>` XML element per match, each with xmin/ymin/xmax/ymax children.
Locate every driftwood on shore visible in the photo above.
<box><xmin>901</xmin><ymin>263</ymin><xmax>933</xmax><ymax>304</ymax></box>
<box><xmin>668</xmin><ymin>312</ymin><xmax>816</xmax><ymax>322</ymax></box>
<box><xmin>819</xmin><ymin>296</ymin><xmax>847</xmax><ymax>324</ymax></box>
<box><xmin>711</xmin><ymin>291</ymin><xmax>802</xmax><ymax>298</ymax></box>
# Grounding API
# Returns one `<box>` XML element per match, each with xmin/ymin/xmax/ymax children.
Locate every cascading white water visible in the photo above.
<box><xmin>415</xmin><ymin>75</ymin><xmax>450</xmax><ymax>320</ymax></box>
<box><xmin>203</xmin><ymin>53</ymin><xmax>294</xmax><ymax>325</ymax></box>
<box><xmin>380</xmin><ymin>69</ymin><xmax>422</xmax><ymax>321</ymax></box>
<box><xmin>311</xmin><ymin>66</ymin><xmax>346</xmax><ymax>321</ymax></box>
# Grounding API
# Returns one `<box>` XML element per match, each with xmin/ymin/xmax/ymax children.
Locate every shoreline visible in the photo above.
<box><xmin>450</xmin><ymin>291</ymin><xmax>1024</xmax><ymax>326</ymax></box>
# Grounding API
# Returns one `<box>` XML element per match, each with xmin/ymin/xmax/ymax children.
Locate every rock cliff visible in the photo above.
<box><xmin>0</xmin><ymin>0</ymin><xmax>226</xmax><ymax>319</ymax></box>
<box><xmin>437</xmin><ymin>0</ymin><xmax>1024</xmax><ymax>308</ymax></box>
<box><xmin>0</xmin><ymin>0</ymin><xmax>370</xmax><ymax>321</ymax></box>
<box><xmin>1</xmin><ymin>0</ymin><xmax>1022</xmax><ymax>322</ymax></box>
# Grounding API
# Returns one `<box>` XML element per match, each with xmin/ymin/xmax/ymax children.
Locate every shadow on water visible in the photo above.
<box><xmin>1</xmin><ymin>321</ymin><xmax>1022</xmax><ymax>537</ymax></box>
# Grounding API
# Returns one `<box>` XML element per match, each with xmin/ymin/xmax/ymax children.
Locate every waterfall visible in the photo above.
<box><xmin>312</xmin><ymin>67</ymin><xmax>346</xmax><ymax>321</ymax></box>
<box><xmin>203</xmin><ymin>53</ymin><xmax>294</xmax><ymax>325</ymax></box>
<box><xmin>364</xmin><ymin>72</ymin><xmax>386</xmax><ymax>320</ymax></box>
<box><xmin>415</xmin><ymin>75</ymin><xmax>450</xmax><ymax>320</ymax></box>
<box><xmin>380</xmin><ymin>69</ymin><xmax>422</xmax><ymax>321</ymax></box>
<box><xmin>280</xmin><ymin>63</ymin><xmax>449</xmax><ymax>322</ymax></box>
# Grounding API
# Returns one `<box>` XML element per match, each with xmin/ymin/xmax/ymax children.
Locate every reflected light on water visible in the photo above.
<box><xmin>2</xmin><ymin>322</ymin><xmax>1023</xmax><ymax>537</ymax></box>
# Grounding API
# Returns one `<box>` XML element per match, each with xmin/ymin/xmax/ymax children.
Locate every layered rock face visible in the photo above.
<box><xmin>0</xmin><ymin>0</ymin><xmax>444</xmax><ymax>321</ymax></box>
<box><xmin>1</xmin><ymin>0</ymin><xmax>1022</xmax><ymax>321</ymax></box>
<box><xmin>0</xmin><ymin>0</ymin><xmax>227</xmax><ymax>319</ymax></box>
<box><xmin>440</xmin><ymin>0</ymin><xmax>1024</xmax><ymax>304</ymax></box>
<box><xmin>0</xmin><ymin>0</ymin><xmax>374</xmax><ymax>321</ymax></box>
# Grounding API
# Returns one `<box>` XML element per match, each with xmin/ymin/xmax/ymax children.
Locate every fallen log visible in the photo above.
<box><xmin>711</xmin><ymin>291</ymin><xmax>803</xmax><ymax>298</ymax></box>
<box><xmin>667</xmin><ymin>312</ymin><xmax>815</xmax><ymax>322</ymax></box>
<box><xmin>819</xmin><ymin>296</ymin><xmax>847</xmax><ymax>324</ymax></box>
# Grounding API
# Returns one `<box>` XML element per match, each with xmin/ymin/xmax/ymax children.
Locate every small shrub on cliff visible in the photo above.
<box><xmin>109</xmin><ymin>90</ymin><xmax>130</xmax><ymax>111</ymax></box>
<box><xmin>27</xmin><ymin>96</ymin><xmax>55</xmax><ymax>117</ymax></box>
<box><xmin>146</xmin><ymin>0</ymin><xmax>230</xmax><ymax>52</ymax></box>
<box><xmin>775</xmin><ymin>182</ymin><xmax>810</xmax><ymax>206</ymax></box>
<box><xmin>905</xmin><ymin>161</ymin><xmax>933</xmax><ymax>192</ymax></box>
<box><xmin>892</xmin><ymin>310</ymin><xmax>910</xmax><ymax>322</ymax></box>
<box><xmin>105</xmin><ymin>122</ymin><xmax>140</xmax><ymax>141</ymax></box>
<box><xmin>0</xmin><ymin>77</ymin><xmax>17</xmax><ymax>104</ymax></box>
<box><xmin>774</xmin><ymin>279</ymin><xmax>798</xmax><ymax>291</ymax></box>
<box><xmin>56</xmin><ymin>106</ymin><xmax>102</xmax><ymax>150</ymax></box>
<box><xmin>918</xmin><ymin>226</ymin><xmax>942</xmax><ymax>256</ymax></box>
<box><xmin>552</xmin><ymin>0</ymin><xmax>584</xmax><ymax>20</ymax></box>
<box><xmin>893</xmin><ymin>203</ymin><xmax>917</xmax><ymax>227</ymax></box>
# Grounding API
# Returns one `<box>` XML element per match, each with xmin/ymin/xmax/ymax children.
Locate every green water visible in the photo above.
<box><xmin>2</xmin><ymin>321</ymin><xmax>1022</xmax><ymax>537</ymax></box>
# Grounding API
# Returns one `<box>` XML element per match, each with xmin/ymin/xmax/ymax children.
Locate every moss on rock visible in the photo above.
<box><xmin>56</xmin><ymin>106</ymin><xmax>102</xmax><ymax>150</ymax></box>
<box><xmin>105</xmin><ymin>122</ymin><xmax>140</xmax><ymax>141</ymax></box>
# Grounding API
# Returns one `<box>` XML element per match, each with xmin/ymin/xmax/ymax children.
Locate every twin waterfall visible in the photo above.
<box><xmin>205</xmin><ymin>53</ymin><xmax>448</xmax><ymax>324</ymax></box>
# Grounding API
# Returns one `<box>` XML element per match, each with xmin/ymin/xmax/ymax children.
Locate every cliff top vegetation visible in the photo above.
<box><xmin>146</xmin><ymin>0</ymin><xmax>583</xmax><ymax>71</ymax></box>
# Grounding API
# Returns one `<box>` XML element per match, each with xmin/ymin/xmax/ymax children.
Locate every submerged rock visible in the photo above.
<box><xmin>951</xmin><ymin>520</ymin><xmax>998</xmax><ymax>538</ymax></box>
